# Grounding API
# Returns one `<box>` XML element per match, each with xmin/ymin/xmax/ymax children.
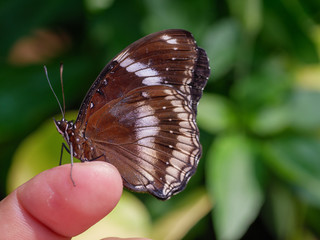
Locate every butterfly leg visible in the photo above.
<box><xmin>59</xmin><ymin>142</ymin><xmax>76</xmax><ymax>186</ymax></box>
<box><xmin>69</xmin><ymin>143</ymin><xmax>76</xmax><ymax>187</ymax></box>
<box><xmin>59</xmin><ymin>143</ymin><xmax>70</xmax><ymax>165</ymax></box>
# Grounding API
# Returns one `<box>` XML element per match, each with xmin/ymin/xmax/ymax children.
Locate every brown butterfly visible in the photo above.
<box><xmin>49</xmin><ymin>29</ymin><xmax>210</xmax><ymax>200</ymax></box>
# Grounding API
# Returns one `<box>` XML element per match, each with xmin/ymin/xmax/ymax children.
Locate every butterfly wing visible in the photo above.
<box><xmin>85</xmin><ymin>85</ymin><xmax>201</xmax><ymax>199</ymax></box>
<box><xmin>73</xmin><ymin>29</ymin><xmax>210</xmax><ymax>199</ymax></box>
<box><xmin>75</xmin><ymin>29</ymin><xmax>210</xmax><ymax>130</ymax></box>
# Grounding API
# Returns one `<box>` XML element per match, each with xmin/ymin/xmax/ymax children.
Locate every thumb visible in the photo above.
<box><xmin>0</xmin><ymin>162</ymin><xmax>123</xmax><ymax>239</ymax></box>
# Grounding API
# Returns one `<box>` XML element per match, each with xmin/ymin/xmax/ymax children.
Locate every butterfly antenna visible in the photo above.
<box><xmin>44</xmin><ymin>65</ymin><xmax>65</xmax><ymax>119</ymax></box>
<box><xmin>60</xmin><ymin>63</ymin><xmax>66</xmax><ymax>119</ymax></box>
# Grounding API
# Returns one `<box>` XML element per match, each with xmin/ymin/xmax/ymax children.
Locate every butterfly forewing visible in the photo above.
<box><xmin>75</xmin><ymin>29</ymin><xmax>209</xmax><ymax>130</ymax></box>
<box><xmin>55</xmin><ymin>29</ymin><xmax>210</xmax><ymax>200</ymax></box>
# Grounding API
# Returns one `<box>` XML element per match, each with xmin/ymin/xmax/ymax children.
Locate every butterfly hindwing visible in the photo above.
<box><xmin>85</xmin><ymin>85</ymin><xmax>200</xmax><ymax>199</ymax></box>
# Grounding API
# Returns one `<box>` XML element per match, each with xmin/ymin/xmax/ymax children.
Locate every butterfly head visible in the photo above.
<box><xmin>54</xmin><ymin>118</ymin><xmax>89</xmax><ymax>160</ymax></box>
<box><xmin>54</xmin><ymin>118</ymin><xmax>75</xmax><ymax>144</ymax></box>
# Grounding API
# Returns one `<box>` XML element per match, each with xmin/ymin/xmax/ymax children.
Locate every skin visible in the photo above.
<box><xmin>0</xmin><ymin>162</ymin><xmax>150</xmax><ymax>240</ymax></box>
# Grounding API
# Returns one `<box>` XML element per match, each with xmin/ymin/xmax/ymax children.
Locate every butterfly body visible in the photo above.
<box><xmin>54</xmin><ymin>29</ymin><xmax>210</xmax><ymax>200</ymax></box>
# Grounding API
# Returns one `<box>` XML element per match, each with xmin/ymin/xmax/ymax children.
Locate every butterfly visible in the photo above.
<box><xmin>51</xmin><ymin>29</ymin><xmax>210</xmax><ymax>200</ymax></box>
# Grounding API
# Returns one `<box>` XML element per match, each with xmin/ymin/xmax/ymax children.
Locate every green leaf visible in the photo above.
<box><xmin>231</xmin><ymin>58</ymin><xmax>291</xmax><ymax>112</ymax></box>
<box><xmin>84</xmin><ymin>0</ymin><xmax>114</xmax><ymax>12</ymax></box>
<box><xmin>227</xmin><ymin>0</ymin><xmax>262</xmax><ymax>35</ymax></box>
<box><xmin>243</xmin><ymin>87</ymin><xmax>320</xmax><ymax>136</ymax></box>
<box><xmin>287</xmin><ymin>89</ymin><xmax>320</xmax><ymax>131</ymax></box>
<box><xmin>249</xmin><ymin>104</ymin><xmax>289</xmax><ymax>136</ymax></box>
<box><xmin>207</xmin><ymin>134</ymin><xmax>264</xmax><ymax>240</ymax></box>
<box><xmin>263</xmin><ymin>136</ymin><xmax>320</xmax><ymax>207</ymax></box>
<box><xmin>265</xmin><ymin>184</ymin><xmax>303</xmax><ymax>240</ymax></box>
<box><xmin>197</xmin><ymin>93</ymin><xmax>237</xmax><ymax>134</ymax></box>
<box><xmin>262</xmin><ymin>1</ymin><xmax>319</xmax><ymax>63</ymax></box>
<box><xmin>142</xmin><ymin>0</ymin><xmax>210</xmax><ymax>36</ymax></box>
<box><xmin>202</xmin><ymin>19</ymin><xmax>241</xmax><ymax>78</ymax></box>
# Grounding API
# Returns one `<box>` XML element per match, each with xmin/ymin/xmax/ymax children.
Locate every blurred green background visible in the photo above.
<box><xmin>1</xmin><ymin>0</ymin><xmax>320</xmax><ymax>239</ymax></box>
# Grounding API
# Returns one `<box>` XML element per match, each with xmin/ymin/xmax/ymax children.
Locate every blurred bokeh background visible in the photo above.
<box><xmin>1</xmin><ymin>0</ymin><xmax>320</xmax><ymax>239</ymax></box>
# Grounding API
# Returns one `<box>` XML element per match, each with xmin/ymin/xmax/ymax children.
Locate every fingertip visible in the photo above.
<box><xmin>17</xmin><ymin>162</ymin><xmax>123</xmax><ymax>237</ymax></box>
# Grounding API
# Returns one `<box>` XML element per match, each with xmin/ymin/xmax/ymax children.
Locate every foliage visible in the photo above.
<box><xmin>1</xmin><ymin>0</ymin><xmax>320</xmax><ymax>239</ymax></box>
